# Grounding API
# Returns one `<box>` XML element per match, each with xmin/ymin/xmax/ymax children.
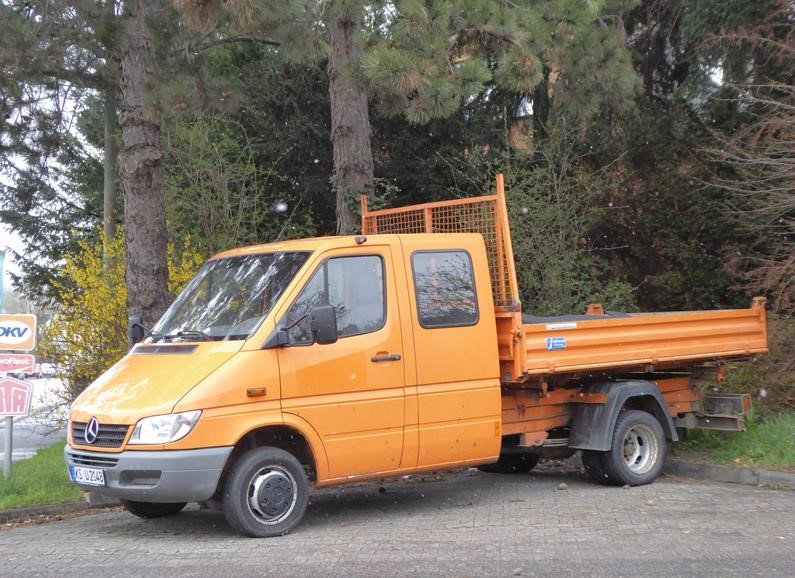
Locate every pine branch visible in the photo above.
<box><xmin>193</xmin><ymin>33</ymin><xmax>281</xmax><ymax>52</ymax></box>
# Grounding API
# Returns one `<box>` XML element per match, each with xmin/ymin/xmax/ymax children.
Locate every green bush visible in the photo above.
<box><xmin>440</xmin><ymin>144</ymin><xmax>637</xmax><ymax>315</ymax></box>
<box><xmin>678</xmin><ymin>411</ymin><xmax>795</xmax><ymax>470</ymax></box>
<box><xmin>718</xmin><ymin>317</ymin><xmax>795</xmax><ymax>414</ymax></box>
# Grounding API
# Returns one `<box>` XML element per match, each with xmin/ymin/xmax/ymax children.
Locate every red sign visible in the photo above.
<box><xmin>0</xmin><ymin>377</ymin><xmax>33</xmax><ymax>417</ymax></box>
<box><xmin>0</xmin><ymin>354</ymin><xmax>36</xmax><ymax>374</ymax></box>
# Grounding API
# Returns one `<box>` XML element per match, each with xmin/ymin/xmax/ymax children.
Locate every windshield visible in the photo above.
<box><xmin>151</xmin><ymin>252</ymin><xmax>310</xmax><ymax>342</ymax></box>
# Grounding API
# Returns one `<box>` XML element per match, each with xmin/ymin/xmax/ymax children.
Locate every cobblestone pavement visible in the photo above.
<box><xmin>2</xmin><ymin>464</ymin><xmax>794</xmax><ymax>578</ymax></box>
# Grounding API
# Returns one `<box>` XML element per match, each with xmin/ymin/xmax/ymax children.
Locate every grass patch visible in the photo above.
<box><xmin>676</xmin><ymin>412</ymin><xmax>795</xmax><ymax>470</ymax></box>
<box><xmin>0</xmin><ymin>442</ymin><xmax>81</xmax><ymax>511</ymax></box>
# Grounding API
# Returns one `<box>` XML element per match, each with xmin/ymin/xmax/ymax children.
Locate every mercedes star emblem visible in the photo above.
<box><xmin>84</xmin><ymin>417</ymin><xmax>99</xmax><ymax>444</ymax></box>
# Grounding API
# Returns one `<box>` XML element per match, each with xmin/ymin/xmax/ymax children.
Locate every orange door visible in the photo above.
<box><xmin>400</xmin><ymin>237</ymin><xmax>502</xmax><ymax>469</ymax></box>
<box><xmin>277</xmin><ymin>247</ymin><xmax>406</xmax><ymax>479</ymax></box>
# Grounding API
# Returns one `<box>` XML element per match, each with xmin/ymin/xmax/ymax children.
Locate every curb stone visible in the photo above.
<box><xmin>663</xmin><ymin>457</ymin><xmax>795</xmax><ymax>490</ymax></box>
<box><xmin>0</xmin><ymin>492</ymin><xmax>121</xmax><ymax>524</ymax></box>
<box><xmin>0</xmin><ymin>501</ymin><xmax>113</xmax><ymax>525</ymax></box>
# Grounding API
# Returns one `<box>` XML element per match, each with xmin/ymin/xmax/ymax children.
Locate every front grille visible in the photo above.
<box><xmin>71</xmin><ymin>421</ymin><xmax>130</xmax><ymax>448</ymax></box>
<box><xmin>69</xmin><ymin>453</ymin><xmax>120</xmax><ymax>468</ymax></box>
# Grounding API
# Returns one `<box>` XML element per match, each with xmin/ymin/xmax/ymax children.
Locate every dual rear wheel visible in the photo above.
<box><xmin>479</xmin><ymin>410</ymin><xmax>667</xmax><ymax>488</ymax></box>
<box><xmin>582</xmin><ymin>410</ymin><xmax>666</xmax><ymax>486</ymax></box>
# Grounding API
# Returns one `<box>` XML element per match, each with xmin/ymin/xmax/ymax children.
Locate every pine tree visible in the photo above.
<box><xmin>0</xmin><ymin>0</ymin><xmax>119</xmax><ymax>300</ymax></box>
<box><xmin>0</xmin><ymin>1</ymin><xmax>179</xmax><ymax>334</ymax></box>
<box><xmin>175</xmin><ymin>0</ymin><xmax>376</xmax><ymax>233</ymax></box>
<box><xmin>362</xmin><ymin>0</ymin><xmax>641</xmax><ymax>146</ymax></box>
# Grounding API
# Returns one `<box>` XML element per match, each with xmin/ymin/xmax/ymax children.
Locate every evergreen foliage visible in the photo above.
<box><xmin>163</xmin><ymin>112</ymin><xmax>315</xmax><ymax>255</ymax></box>
<box><xmin>438</xmin><ymin>144</ymin><xmax>637</xmax><ymax>315</ymax></box>
<box><xmin>0</xmin><ymin>0</ymin><xmax>793</xmax><ymax>410</ymax></box>
<box><xmin>362</xmin><ymin>0</ymin><xmax>641</xmax><ymax>138</ymax></box>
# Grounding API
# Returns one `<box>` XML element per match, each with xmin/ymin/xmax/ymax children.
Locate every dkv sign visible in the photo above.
<box><xmin>0</xmin><ymin>314</ymin><xmax>37</xmax><ymax>351</ymax></box>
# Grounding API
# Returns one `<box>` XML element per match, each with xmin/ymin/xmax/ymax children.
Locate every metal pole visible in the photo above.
<box><xmin>3</xmin><ymin>416</ymin><xmax>11</xmax><ymax>478</ymax></box>
<box><xmin>0</xmin><ymin>249</ymin><xmax>9</xmax><ymax>477</ymax></box>
<box><xmin>0</xmin><ymin>249</ymin><xmax>5</xmax><ymax>314</ymax></box>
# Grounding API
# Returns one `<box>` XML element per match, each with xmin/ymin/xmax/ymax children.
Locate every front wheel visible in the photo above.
<box><xmin>222</xmin><ymin>447</ymin><xmax>309</xmax><ymax>538</ymax></box>
<box><xmin>600</xmin><ymin>410</ymin><xmax>666</xmax><ymax>486</ymax></box>
<box><xmin>121</xmin><ymin>500</ymin><xmax>187</xmax><ymax>518</ymax></box>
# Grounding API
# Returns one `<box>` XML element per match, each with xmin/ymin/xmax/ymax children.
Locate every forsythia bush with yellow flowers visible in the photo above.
<box><xmin>40</xmin><ymin>230</ymin><xmax>204</xmax><ymax>403</ymax></box>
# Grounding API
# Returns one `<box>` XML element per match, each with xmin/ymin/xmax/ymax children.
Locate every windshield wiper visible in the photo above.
<box><xmin>164</xmin><ymin>329</ymin><xmax>211</xmax><ymax>342</ymax></box>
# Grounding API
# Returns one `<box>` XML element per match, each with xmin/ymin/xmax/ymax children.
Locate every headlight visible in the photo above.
<box><xmin>128</xmin><ymin>410</ymin><xmax>201</xmax><ymax>445</ymax></box>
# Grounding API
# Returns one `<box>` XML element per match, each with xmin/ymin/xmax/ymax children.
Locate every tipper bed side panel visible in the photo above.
<box><xmin>520</xmin><ymin>300</ymin><xmax>768</xmax><ymax>376</ymax></box>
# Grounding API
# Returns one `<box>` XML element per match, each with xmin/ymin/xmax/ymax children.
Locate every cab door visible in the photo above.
<box><xmin>277</xmin><ymin>246</ymin><xmax>406</xmax><ymax>479</ymax></box>
<box><xmin>400</xmin><ymin>237</ymin><xmax>502</xmax><ymax>469</ymax></box>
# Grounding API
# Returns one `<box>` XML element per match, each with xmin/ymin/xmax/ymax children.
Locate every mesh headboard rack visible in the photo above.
<box><xmin>360</xmin><ymin>174</ymin><xmax>520</xmax><ymax>312</ymax></box>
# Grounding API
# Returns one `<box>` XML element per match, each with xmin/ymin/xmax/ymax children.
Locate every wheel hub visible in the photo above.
<box><xmin>248</xmin><ymin>468</ymin><xmax>296</xmax><ymax>524</ymax></box>
<box><xmin>622</xmin><ymin>423</ymin><xmax>658</xmax><ymax>475</ymax></box>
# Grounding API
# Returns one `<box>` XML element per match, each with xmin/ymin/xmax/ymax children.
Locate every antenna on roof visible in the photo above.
<box><xmin>273</xmin><ymin>199</ymin><xmax>302</xmax><ymax>242</ymax></box>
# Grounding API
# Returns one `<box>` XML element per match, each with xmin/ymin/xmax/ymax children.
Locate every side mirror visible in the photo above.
<box><xmin>310</xmin><ymin>304</ymin><xmax>338</xmax><ymax>345</ymax></box>
<box><xmin>128</xmin><ymin>314</ymin><xmax>146</xmax><ymax>345</ymax></box>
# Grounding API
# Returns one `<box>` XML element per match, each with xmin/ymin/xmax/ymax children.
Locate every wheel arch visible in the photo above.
<box><xmin>569</xmin><ymin>380</ymin><xmax>678</xmax><ymax>452</ymax></box>
<box><xmin>217</xmin><ymin>419</ymin><xmax>328</xmax><ymax>497</ymax></box>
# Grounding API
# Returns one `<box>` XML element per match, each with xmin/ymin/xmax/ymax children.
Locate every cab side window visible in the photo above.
<box><xmin>412</xmin><ymin>251</ymin><xmax>479</xmax><ymax>328</ymax></box>
<box><xmin>285</xmin><ymin>255</ymin><xmax>386</xmax><ymax>344</ymax></box>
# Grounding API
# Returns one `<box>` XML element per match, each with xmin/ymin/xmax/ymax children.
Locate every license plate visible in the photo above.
<box><xmin>69</xmin><ymin>465</ymin><xmax>106</xmax><ymax>487</ymax></box>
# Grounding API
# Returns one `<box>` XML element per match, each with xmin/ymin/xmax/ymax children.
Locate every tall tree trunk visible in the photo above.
<box><xmin>103</xmin><ymin>86</ymin><xmax>118</xmax><ymax>253</ymax></box>
<box><xmin>327</xmin><ymin>12</ymin><xmax>373</xmax><ymax>235</ymax></box>
<box><xmin>532</xmin><ymin>66</ymin><xmax>551</xmax><ymax>148</ymax></box>
<box><xmin>117</xmin><ymin>0</ymin><xmax>169</xmax><ymax>343</ymax></box>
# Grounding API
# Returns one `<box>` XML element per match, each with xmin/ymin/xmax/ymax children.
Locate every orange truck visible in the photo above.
<box><xmin>66</xmin><ymin>175</ymin><xmax>768</xmax><ymax>537</ymax></box>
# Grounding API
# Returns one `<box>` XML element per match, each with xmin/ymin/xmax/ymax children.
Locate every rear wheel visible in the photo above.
<box><xmin>222</xmin><ymin>447</ymin><xmax>309</xmax><ymax>538</ymax></box>
<box><xmin>478</xmin><ymin>453</ymin><xmax>540</xmax><ymax>474</ymax></box>
<box><xmin>121</xmin><ymin>500</ymin><xmax>187</xmax><ymax>518</ymax></box>
<box><xmin>601</xmin><ymin>410</ymin><xmax>666</xmax><ymax>486</ymax></box>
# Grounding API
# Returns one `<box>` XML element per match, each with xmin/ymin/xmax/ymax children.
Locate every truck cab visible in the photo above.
<box><xmin>66</xmin><ymin>233</ymin><xmax>504</xmax><ymax>536</ymax></box>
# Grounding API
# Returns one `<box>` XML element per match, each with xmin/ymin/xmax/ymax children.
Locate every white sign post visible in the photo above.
<box><xmin>0</xmin><ymin>377</ymin><xmax>34</xmax><ymax>477</ymax></box>
<box><xmin>0</xmin><ymin>314</ymin><xmax>38</xmax><ymax>477</ymax></box>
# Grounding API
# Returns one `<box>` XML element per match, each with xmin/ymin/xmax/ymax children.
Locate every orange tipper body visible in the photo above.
<box><xmin>66</xmin><ymin>176</ymin><xmax>768</xmax><ymax>537</ymax></box>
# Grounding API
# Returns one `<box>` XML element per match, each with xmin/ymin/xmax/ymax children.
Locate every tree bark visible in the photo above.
<box><xmin>327</xmin><ymin>12</ymin><xmax>373</xmax><ymax>235</ymax></box>
<box><xmin>532</xmin><ymin>66</ymin><xmax>551</xmax><ymax>148</ymax></box>
<box><xmin>117</xmin><ymin>0</ymin><xmax>170</xmax><ymax>343</ymax></box>
<box><xmin>103</xmin><ymin>86</ymin><xmax>118</xmax><ymax>252</ymax></box>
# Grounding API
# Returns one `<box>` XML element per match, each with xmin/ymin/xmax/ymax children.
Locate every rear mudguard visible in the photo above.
<box><xmin>568</xmin><ymin>380</ymin><xmax>678</xmax><ymax>451</ymax></box>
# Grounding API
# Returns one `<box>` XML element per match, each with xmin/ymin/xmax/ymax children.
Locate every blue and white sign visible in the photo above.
<box><xmin>545</xmin><ymin>337</ymin><xmax>567</xmax><ymax>351</ymax></box>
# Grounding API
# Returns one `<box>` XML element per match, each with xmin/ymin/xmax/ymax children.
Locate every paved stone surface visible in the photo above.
<box><xmin>1</xmin><ymin>464</ymin><xmax>793</xmax><ymax>578</ymax></box>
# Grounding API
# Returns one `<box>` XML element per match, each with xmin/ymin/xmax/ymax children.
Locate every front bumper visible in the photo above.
<box><xmin>65</xmin><ymin>445</ymin><xmax>233</xmax><ymax>503</ymax></box>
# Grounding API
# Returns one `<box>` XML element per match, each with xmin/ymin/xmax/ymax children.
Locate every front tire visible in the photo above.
<box><xmin>121</xmin><ymin>500</ymin><xmax>186</xmax><ymax>518</ymax></box>
<box><xmin>600</xmin><ymin>410</ymin><xmax>666</xmax><ymax>486</ymax></box>
<box><xmin>222</xmin><ymin>447</ymin><xmax>309</xmax><ymax>538</ymax></box>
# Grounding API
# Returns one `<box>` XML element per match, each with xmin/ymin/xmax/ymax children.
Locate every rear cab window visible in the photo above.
<box><xmin>411</xmin><ymin>251</ymin><xmax>479</xmax><ymax>328</ymax></box>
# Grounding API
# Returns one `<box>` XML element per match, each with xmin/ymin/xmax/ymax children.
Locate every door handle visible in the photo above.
<box><xmin>371</xmin><ymin>354</ymin><xmax>401</xmax><ymax>363</ymax></box>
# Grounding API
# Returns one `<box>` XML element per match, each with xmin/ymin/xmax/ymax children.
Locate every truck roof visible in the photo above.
<box><xmin>209</xmin><ymin>233</ymin><xmax>485</xmax><ymax>261</ymax></box>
